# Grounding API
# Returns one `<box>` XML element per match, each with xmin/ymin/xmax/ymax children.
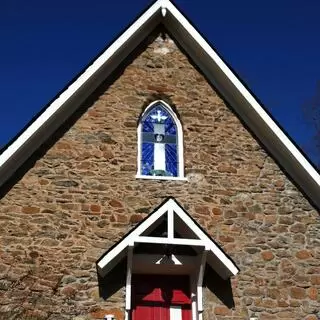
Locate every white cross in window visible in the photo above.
<box><xmin>151</xmin><ymin>111</ymin><xmax>167</xmax><ymax>172</ymax></box>
<box><xmin>151</xmin><ymin>110</ymin><xmax>168</xmax><ymax>123</ymax></box>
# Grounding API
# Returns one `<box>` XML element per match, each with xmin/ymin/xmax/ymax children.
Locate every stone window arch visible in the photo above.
<box><xmin>136</xmin><ymin>100</ymin><xmax>184</xmax><ymax>179</ymax></box>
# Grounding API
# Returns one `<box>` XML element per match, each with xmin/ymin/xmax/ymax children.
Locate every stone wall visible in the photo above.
<box><xmin>0</xmin><ymin>31</ymin><xmax>319</xmax><ymax>320</ymax></box>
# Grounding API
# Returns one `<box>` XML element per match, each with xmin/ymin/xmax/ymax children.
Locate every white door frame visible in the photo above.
<box><xmin>125</xmin><ymin>250</ymin><xmax>207</xmax><ymax>320</ymax></box>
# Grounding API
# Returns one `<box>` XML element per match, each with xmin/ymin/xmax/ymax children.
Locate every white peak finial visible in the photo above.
<box><xmin>161</xmin><ymin>6</ymin><xmax>167</xmax><ymax>17</ymax></box>
<box><xmin>160</xmin><ymin>0</ymin><xmax>169</xmax><ymax>17</ymax></box>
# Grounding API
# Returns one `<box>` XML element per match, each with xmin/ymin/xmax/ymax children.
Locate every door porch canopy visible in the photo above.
<box><xmin>96</xmin><ymin>198</ymin><xmax>239</xmax><ymax>280</ymax></box>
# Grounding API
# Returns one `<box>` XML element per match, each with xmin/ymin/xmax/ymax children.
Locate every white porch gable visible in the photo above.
<box><xmin>96</xmin><ymin>198</ymin><xmax>239</xmax><ymax>279</ymax></box>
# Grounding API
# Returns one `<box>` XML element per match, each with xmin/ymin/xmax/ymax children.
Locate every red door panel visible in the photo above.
<box><xmin>132</xmin><ymin>274</ymin><xmax>191</xmax><ymax>320</ymax></box>
<box><xmin>134</xmin><ymin>305</ymin><xmax>169</xmax><ymax>320</ymax></box>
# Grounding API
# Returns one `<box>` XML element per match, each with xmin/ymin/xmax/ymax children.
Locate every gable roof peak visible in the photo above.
<box><xmin>161</xmin><ymin>4</ymin><xmax>168</xmax><ymax>17</ymax></box>
<box><xmin>158</xmin><ymin>0</ymin><xmax>171</xmax><ymax>6</ymax></box>
<box><xmin>0</xmin><ymin>0</ymin><xmax>319</xmax><ymax>210</ymax></box>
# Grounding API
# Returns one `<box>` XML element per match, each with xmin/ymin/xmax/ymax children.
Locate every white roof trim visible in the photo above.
<box><xmin>97</xmin><ymin>198</ymin><xmax>239</xmax><ymax>279</ymax></box>
<box><xmin>164</xmin><ymin>1</ymin><xmax>320</xmax><ymax>195</ymax></box>
<box><xmin>0</xmin><ymin>0</ymin><xmax>319</xmax><ymax>209</ymax></box>
<box><xmin>0</xmin><ymin>0</ymin><xmax>163</xmax><ymax>171</ymax></box>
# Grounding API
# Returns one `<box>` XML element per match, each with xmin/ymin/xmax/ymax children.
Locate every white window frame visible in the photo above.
<box><xmin>136</xmin><ymin>100</ymin><xmax>186</xmax><ymax>181</ymax></box>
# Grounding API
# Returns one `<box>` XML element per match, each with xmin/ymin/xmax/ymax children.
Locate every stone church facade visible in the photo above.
<box><xmin>0</xmin><ymin>1</ymin><xmax>319</xmax><ymax>320</ymax></box>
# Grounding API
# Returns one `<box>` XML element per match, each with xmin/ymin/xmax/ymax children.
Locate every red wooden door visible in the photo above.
<box><xmin>131</xmin><ymin>274</ymin><xmax>192</xmax><ymax>320</ymax></box>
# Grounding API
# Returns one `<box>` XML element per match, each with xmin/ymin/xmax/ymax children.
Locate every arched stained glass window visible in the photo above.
<box><xmin>137</xmin><ymin>101</ymin><xmax>184</xmax><ymax>179</ymax></box>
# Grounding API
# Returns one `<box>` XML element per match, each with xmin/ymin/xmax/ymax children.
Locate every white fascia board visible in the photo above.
<box><xmin>0</xmin><ymin>0</ymin><xmax>163</xmax><ymax>173</ymax></box>
<box><xmin>169</xmin><ymin>199</ymin><xmax>208</xmax><ymax>240</ymax></box>
<box><xmin>136</xmin><ymin>236</ymin><xmax>206</xmax><ymax>247</ymax></box>
<box><xmin>165</xmin><ymin>2</ymin><xmax>320</xmax><ymax>193</ymax></box>
<box><xmin>169</xmin><ymin>199</ymin><xmax>239</xmax><ymax>276</ymax></box>
<box><xmin>97</xmin><ymin>199</ymin><xmax>169</xmax><ymax>270</ymax></box>
<box><xmin>129</xmin><ymin>200</ymin><xmax>169</xmax><ymax>237</ymax></box>
<box><xmin>97</xmin><ymin>239</ymin><xmax>128</xmax><ymax>274</ymax></box>
<box><xmin>207</xmin><ymin>242</ymin><xmax>239</xmax><ymax>277</ymax></box>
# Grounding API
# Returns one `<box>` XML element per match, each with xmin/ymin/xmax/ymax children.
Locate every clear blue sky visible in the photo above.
<box><xmin>1</xmin><ymin>0</ymin><xmax>320</xmax><ymax>167</ymax></box>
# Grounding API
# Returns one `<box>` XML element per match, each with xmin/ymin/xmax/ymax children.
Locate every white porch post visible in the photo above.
<box><xmin>167</xmin><ymin>205</ymin><xmax>174</xmax><ymax>239</ymax></box>
<box><xmin>191</xmin><ymin>273</ymin><xmax>198</xmax><ymax>320</ymax></box>
<box><xmin>125</xmin><ymin>245</ymin><xmax>134</xmax><ymax>320</ymax></box>
<box><xmin>197</xmin><ymin>250</ymin><xmax>207</xmax><ymax>320</ymax></box>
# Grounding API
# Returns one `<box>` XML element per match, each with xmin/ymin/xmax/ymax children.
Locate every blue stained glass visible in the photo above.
<box><xmin>142</xmin><ymin>104</ymin><xmax>177</xmax><ymax>135</ymax></box>
<box><xmin>141</xmin><ymin>143</ymin><xmax>154</xmax><ymax>175</ymax></box>
<box><xmin>142</xmin><ymin>121</ymin><xmax>154</xmax><ymax>133</ymax></box>
<box><xmin>165</xmin><ymin>121</ymin><xmax>176</xmax><ymax>135</ymax></box>
<box><xmin>166</xmin><ymin>144</ymin><xmax>178</xmax><ymax>176</ymax></box>
<box><xmin>141</xmin><ymin>103</ymin><xmax>179</xmax><ymax>177</ymax></box>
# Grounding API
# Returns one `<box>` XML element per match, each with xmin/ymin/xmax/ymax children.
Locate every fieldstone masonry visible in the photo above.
<box><xmin>0</xmin><ymin>31</ymin><xmax>319</xmax><ymax>320</ymax></box>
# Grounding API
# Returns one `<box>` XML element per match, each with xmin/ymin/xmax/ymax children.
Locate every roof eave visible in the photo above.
<box><xmin>0</xmin><ymin>0</ymin><xmax>163</xmax><ymax>188</ymax></box>
<box><xmin>163</xmin><ymin>4</ymin><xmax>320</xmax><ymax>209</ymax></box>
